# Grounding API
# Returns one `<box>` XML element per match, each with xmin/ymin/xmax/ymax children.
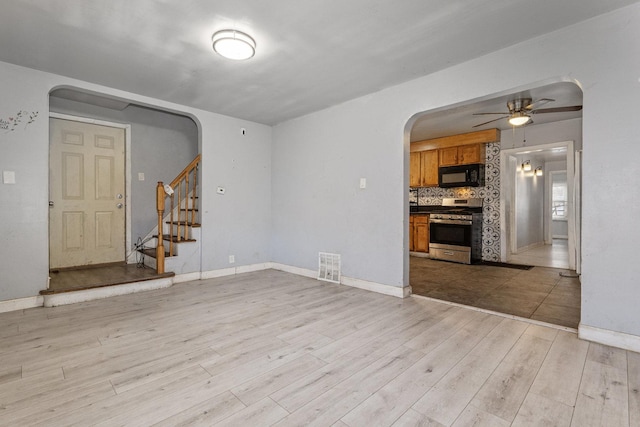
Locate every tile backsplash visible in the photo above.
<box><xmin>413</xmin><ymin>142</ymin><xmax>501</xmax><ymax>261</ymax></box>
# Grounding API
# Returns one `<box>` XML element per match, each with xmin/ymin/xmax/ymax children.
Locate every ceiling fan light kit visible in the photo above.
<box><xmin>508</xmin><ymin>111</ymin><xmax>531</xmax><ymax>126</ymax></box>
<box><xmin>212</xmin><ymin>29</ymin><xmax>256</xmax><ymax>60</ymax></box>
<box><xmin>472</xmin><ymin>97</ymin><xmax>582</xmax><ymax>129</ymax></box>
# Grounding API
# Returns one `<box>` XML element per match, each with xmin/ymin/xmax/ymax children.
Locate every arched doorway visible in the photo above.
<box><xmin>406</xmin><ymin>80</ymin><xmax>583</xmax><ymax>329</ymax></box>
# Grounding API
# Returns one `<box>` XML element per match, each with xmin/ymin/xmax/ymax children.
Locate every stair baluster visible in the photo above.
<box><xmin>155</xmin><ymin>154</ymin><xmax>201</xmax><ymax>274</ymax></box>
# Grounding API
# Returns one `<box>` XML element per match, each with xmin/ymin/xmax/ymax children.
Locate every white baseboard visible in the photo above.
<box><xmin>341</xmin><ymin>276</ymin><xmax>410</xmax><ymax>298</ymax></box>
<box><xmin>173</xmin><ymin>272</ymin><xmax>202</xmax><ymax>284</ymax></box>
<box><xmin>578</xmin><ymin>323</ymin><xmax>640</xmax><ymax>353</ymax></box>
<box><xmin>42</xmin><ymin>277</ymin><xmax>174</xmax><ymax>307</ymax></box>
<box><xmin>201</xmin><ymin>262</ymin><xmax>273</xmax><ymax>280</ymax></box>
<box><xmin>0</xmin><ymin>296</ymin><xmax>44</xmax><ymax>313</ymax></box>
<box><xmin>237</xmin><ymin>262</ymin><xmax>272</xmax><ymax>274</ymax></box>
<box><xmin>201</xmin><ymin>267</ymin><xmax>237</xmax><ymax>279</ymax></box>
<box><xmin>270</xmin><ymin>262</ymin><xmax>410</xmax><ymax>298</ymax></box>
<box><xmin>270</xmin><ymin>263</ymin><xmax>316</xmax><ymax>279</ymax></box>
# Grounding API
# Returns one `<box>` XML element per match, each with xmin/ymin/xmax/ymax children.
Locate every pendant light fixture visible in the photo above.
<box><xmin>212</xmin><ymin>30</ymin><xmax>256</xmax><ymax>60</ymax></box>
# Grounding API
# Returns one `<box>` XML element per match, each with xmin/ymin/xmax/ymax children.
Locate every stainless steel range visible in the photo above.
<box><xmin>429</xmin><ymin>198</ymin><xmax>483</xmax><ymax>264</ymax></box>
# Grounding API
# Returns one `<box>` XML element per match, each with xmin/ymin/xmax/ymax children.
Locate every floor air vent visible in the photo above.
<box><xmin>318</xmin><ymin>252</ymin><xmax>341</xmax><ymax>283</ymax></box>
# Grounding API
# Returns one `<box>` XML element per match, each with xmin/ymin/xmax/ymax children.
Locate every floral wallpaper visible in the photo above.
<box><xmin>414</xmin><ymin>142</ymin><xmax>501</xmax><ymax>261</ymax></box>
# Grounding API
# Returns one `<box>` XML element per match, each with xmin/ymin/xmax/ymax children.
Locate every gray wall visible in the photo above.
<box><xmin>270</xmin><ymin>5</ymin><xmax>640</xmax><ymax>338</ymax></box>
<box><xmin>49</xmin><ymin>97</ymin><xmax>198</xmax><ymax>244</ymax></box>
<box><xmin>0</xmin><ymin>61</ymin><xmax>272</xmax><ymax>302</ymax></box>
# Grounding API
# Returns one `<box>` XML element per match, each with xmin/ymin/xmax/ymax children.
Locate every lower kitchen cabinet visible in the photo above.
<box><xmin>410</xmin><ymin>214</ymin><xmax>429</xmax><ymax>253</ymax></box>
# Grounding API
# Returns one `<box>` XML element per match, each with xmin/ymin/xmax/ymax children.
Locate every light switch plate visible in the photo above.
<box><xmin>359</xmin><ymin>178</ymin><xmax>366</xmax><ymax>189</ymax></box>
<box><xmin>138</xmin><ymin>172</ymin><xmax>145</xmax><ymax>181</ymax></box>
<box><xmin>3</xmin><ymin>171</ymin><xmax>16</xmax><ymax>184</ymax></box>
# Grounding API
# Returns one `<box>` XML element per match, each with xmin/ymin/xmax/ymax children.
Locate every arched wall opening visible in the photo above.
<box><xmin>403</xmin><ymin>79</ymin><xmax>583</xmax><ymax>328</ymax></box>
<box><xmin>47</xmin><ymin>86</ymin><xmax>202</xmax><ymax>273</ymax></box>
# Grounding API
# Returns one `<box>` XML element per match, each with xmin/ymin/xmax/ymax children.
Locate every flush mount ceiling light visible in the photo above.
<box><xmin>508</xmin><ymin>111</ymin><xmax>531</xmax><ymax>127</ymax></box>
<box><xmin>521</xmin><ymin>160</ymin><xmax>532</xmax><ymax>172</ymax></box>
<box><xmin>212</xmin><ymin>29</ymin><xmax>256</xmax><ymax>60</ymax></box>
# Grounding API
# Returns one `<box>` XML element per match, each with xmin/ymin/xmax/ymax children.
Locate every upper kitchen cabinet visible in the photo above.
<box><xmin>410</xmin><ymin>129</ymin><xmax>499</xmax><ymax>186</ymax></box>
<box><xmin>410</xmin><ymin>150</ymin><xmax>438</xmax><ymax>187</ymax></box>
<box><xmin>438</xmin><ymin>143</ymin><xmax>485</xmax><ymax>166</ymax></box>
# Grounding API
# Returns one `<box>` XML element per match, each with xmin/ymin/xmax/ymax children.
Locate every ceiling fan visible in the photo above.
<box><xmin>472</xmin><ymin>98</ymin><xmax>582</xmax><ymax>128</ymax></box>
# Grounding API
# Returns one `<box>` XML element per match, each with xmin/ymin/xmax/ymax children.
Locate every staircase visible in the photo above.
<box><xmin>139</xmin><ymin>155</ymin><xmax>201</xmax><ymax>275</ymax></box>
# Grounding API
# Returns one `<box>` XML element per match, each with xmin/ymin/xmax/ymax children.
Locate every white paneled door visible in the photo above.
<box><xmin>49</xmin><ymin>118</ymin><xmax>125</xmax><ymax>269</ymax></box>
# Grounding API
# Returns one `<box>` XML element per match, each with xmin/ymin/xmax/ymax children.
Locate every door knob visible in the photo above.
<box><xmin>116</xmin><ymin>203</ymin><xmax>123</xmax><ymax>209</ymax></box>
<box><xmin>49</xmin><ymin>201</ymin><xmax>54</xmax><ymax>207</ymax></box>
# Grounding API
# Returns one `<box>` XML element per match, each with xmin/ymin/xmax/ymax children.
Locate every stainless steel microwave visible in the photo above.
<box><xmin>438</xmin><ymin>164</ymin><xmax>485</xmax><ymax>188</ymax></box>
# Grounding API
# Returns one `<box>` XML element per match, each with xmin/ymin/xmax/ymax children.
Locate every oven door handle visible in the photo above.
<box><xmin>429</xmin><ymin>219</ymin><xmax>473</xmax><ymax>225</ymax></box>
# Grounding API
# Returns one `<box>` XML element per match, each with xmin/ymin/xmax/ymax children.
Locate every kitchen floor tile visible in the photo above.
<box><xmin>410</xmin><ymin>257</ymin><xmax>580</xmax><ymax>329</ymax></box>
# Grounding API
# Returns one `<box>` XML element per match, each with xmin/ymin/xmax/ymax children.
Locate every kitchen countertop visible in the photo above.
<box><xmin>410</xmin><ymin>205</ymin><xmax>447</xmax><ymax>214</ymax></box>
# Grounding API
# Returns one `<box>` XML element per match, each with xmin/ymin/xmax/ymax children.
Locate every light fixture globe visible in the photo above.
<box><xmin>212</xmin><ymin>30</ymin><xmax>256</xmax><ymax>60</ymax></box>
<box><xmin>508</xmin><ymin>111</ymin><xmax>531</xmax><ymax>126</ymax></box>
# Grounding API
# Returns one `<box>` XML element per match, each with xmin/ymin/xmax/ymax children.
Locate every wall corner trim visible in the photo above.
<box><xmin>578</xmin><ymin>323</ymin><xmax>640</xmax><ymax>353</ymax></box>
<box><xmin>0</xmin><ymin>296</ymin><xmax>44</xmax><ymax>313</ymax></box>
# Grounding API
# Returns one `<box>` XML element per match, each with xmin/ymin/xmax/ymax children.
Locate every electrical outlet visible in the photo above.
<box><xmin>229</xmin><ymin>255</ymin><xmax>235</xmax><ymax>264</ymax></box>
<box><xmin>3</xmin><ymin>171</ymin><xmax>16</xmax><ymax>184</ymax></box>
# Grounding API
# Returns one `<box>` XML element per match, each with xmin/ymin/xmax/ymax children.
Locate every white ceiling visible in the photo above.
<box><xmin>1</xmin><ymin>1</ymin><xmax>636</xmax><ymax>125</ymax></box>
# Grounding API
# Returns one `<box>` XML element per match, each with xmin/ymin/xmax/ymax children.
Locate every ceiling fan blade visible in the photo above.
<box><xmin>473</xmin><ymin>116</ymin><xmax>508</xmax><ymax>127</ymax></box>
<box><xmin>525</xmin><ymin>98</ymin><xmax>555</xmax><ymax>110</ymax></box>
<box><xmin>532</xmin><ymin>105</ymin><xmax>583</xmax><ymax>114</ymax></box>
<box><xmin>472</xmin><ymin>112</ymin><xmax>509</xmax><ymax>116</ymax></box>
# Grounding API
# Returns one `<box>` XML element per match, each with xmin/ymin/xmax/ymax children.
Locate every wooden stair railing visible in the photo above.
<box><xmin>155</xmin><ymin>154</ymin><xmax>201</xmax><ymax>274</ymax></box>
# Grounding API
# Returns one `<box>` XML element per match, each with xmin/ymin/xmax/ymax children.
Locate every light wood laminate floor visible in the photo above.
<box><xmin>1</xmin><ymin>270</ymin><xmax>635</xmax><ymax>426</ymax></box>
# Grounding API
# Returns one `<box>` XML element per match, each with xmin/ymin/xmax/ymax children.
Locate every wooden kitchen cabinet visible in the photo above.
<box><xmin>409</xmin><ymin>150</ymin><xmax>438</xmax><ymax>187</ymax></box>
<box><xmin>438</xmin><ymin>147</ymin><xmax>459</xmax><ymax>166</ymax></box>
<box><xmin>458</xmin><ymin>144</ymin><xmax>484</xmax><ymax>164</ymax></box>
<box><xmin>409</xmin><ymin>215</ymin><xmax>414</xmax><ymax>251</ymax></box>
<box><xmin>438</xmin><ymin>144</ymin><xmax>485</xmax><ymax>166</ymax></box>
<box><xmin>410</xmin><ymin>214</ymin><xmax>429</xmax><ymax>253</ymax></box>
